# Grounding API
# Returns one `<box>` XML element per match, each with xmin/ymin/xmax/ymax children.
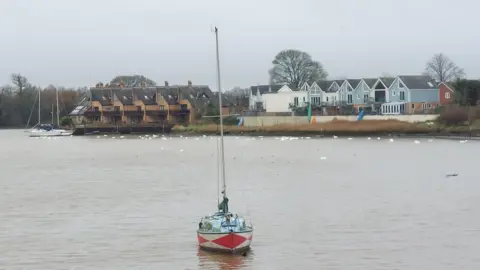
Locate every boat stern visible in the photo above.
<box><xmin>197</xmin><ymin>231</ymin><xmax>253</xmax><ymax>253</ymax></box>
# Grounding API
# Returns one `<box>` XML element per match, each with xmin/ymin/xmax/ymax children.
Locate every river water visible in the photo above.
<box><xmin>0</xmin><ymin>130</ymin><xmax>479</xmax><ymax>269</ymax></box>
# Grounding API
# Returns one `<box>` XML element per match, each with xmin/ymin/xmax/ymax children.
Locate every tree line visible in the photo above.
<box><xmin>0</xmin><ymin>74</ymin><xmax>86</xmax><ymax>128</ymax></box>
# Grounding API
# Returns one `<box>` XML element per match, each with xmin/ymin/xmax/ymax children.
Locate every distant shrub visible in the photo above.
<box><xmin>437</xmin><ymin>108</ymin><xmax>468</xmax><ymax>125</ymax></box>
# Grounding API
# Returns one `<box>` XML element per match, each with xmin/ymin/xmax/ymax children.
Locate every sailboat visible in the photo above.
<box><xmin>196</xmin><ymin>27</ymin><xmax>253</xmax><ymax>253</ymax></box>
<box><xmin>28</xmin><ymin>88</ymin><xmax>73</xmax><ymax>137</ymax></box>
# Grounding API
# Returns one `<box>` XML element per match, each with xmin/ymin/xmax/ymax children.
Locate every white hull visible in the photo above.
<box><xmin>197</xmin><ymin>231</ymin><xmax>253</xmax><ymax>253</ymax></box>
<box><xmin>29</xmin><ymin>130</ymin><xmax>73</xmax><ymax>137</ymax></box>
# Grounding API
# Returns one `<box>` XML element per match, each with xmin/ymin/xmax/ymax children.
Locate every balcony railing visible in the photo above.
<box><xmin>145</xmin><ymin>110</ymin><xmax>168</xmax><ymax>116</ymax></box>
<box><xmin>84</xmin><ymin>111</ymin><xmax>101</xmax><ymax>117</ymax></box>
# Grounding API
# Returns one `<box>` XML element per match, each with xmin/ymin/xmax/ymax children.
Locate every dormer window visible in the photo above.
<box><xmin>144</xmin><ymin>95</ymin><xmax>149</xmax><ymax>100</ymax></box>
<box><xmin>123</xmin><ymin>96</ymin><xmax>127</xmax><ymax>100</ymax></box>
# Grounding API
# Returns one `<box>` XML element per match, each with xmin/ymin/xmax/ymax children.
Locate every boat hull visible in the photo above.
<box><xmin>197</xmin><ymin>231</ymin><xmax>253</xmax><ymax>253</ymax></box>
<box><xmin>29</xmin><ymin>131</ymin><xmax>73</xmax><ymax>137</ymax></box>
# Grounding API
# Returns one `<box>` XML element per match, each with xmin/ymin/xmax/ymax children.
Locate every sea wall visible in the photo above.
<box><xmin>242</xmin><ymin>114</ymin><xmax>439</xmax><ymax>127</ymax></box>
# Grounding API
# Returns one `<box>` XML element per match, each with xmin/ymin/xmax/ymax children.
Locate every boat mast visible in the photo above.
<box><xmin>38</xmin><ymin>88</ymin><xmax>41</xmax><ymax>125</ymax></box>
<box><xmin>214</xmin><ymin>27</ymin><xmax>227</xmax><ymax>199</ymax></box>
<box><xmin>56</xmin><ymin>87</ymin><xmax>60</xmax><ymax>126</ymax></box>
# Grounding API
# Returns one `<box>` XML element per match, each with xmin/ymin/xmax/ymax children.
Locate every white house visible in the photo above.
<box><xmin>249</xmin><ymin>84</ymin><xmax>307</xmax><ymax>113</ymax></box>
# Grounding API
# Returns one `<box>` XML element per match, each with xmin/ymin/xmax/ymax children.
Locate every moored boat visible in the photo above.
<box><xmin>196</xmin><ymin>27</ymin><xmax>253</xmax><ymax>253</ymax></box>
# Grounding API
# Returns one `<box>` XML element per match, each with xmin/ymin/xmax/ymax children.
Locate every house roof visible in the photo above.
<box><xmin>379</xmin><ymin>77</ymin><xmax>395</xmax><ymax>87</ymax></box>
<box><xmin>112</xmin><ymin>89</ymin><xmax>134</xmax><ymax>105</ymax></box>
<box><xmin>335</xmin><ymin>80</ymin><xmax>345</xmax><ymax>87</ymax></box>
<box><xmin>132</xmin><ymin>87</ymin><xmax>156</xmax><ymax>105</ymax></box>
<box><xmin>347</xmin><ymin>79</ymin><xmax>361</xmax><ymax>89</ymax></box>
<box><xmin>398</xmin><ymin>75</ymin><xmax>437</xmax><ymax>89</ymax></box>
<box><xmin>439</xmin><ymin>82</ymin><xmax>455</xmax><ymax>92</ymax></box>
<box><xmin>362</xmin><ymin>78</ymin><xmax>377</xmax><ymax>88</ymax></box>
<box><xmin>90</xmin><ymin>88</ymin><xmax>112</xmax><ymax>105</ymax></box>
<box><xmin>316</xmin><ymin>80</ymin><xmax>333</xmax><ymax>91</ymax></box>
<box><xmin>249</xmin><ymin>84</ymin><xmax>295</xmax><ymax>95</ymax></box>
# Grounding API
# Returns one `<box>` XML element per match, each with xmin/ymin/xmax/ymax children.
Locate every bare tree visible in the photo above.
<box><xmin>269</xmin><ymin>49</ymin><xmax>328</xmax><ymax>88</ymax></box>
<box><xmin>425</xmin><ymin>53</ymin><xmax>465</xmax><ymax>82</ymax></box>
<box><xmin>11</xmin><ymin>73</ymin><xmax>29</xmax><ymax>96</ymax></box>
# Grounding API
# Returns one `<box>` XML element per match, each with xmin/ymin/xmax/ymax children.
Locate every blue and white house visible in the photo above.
<box><xmin>249</xmin><ymin>75</ymin><xmax>440</xmax><ymax>114</ymax></box>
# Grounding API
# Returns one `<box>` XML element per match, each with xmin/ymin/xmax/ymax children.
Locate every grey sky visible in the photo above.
<box><xmin>1</xmin><ymin>0</ymin><xmax>478</xmax><ymax>90</ymax></box>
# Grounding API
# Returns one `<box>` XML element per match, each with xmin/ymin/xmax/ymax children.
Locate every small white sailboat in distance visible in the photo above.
<box><xmin>196</xmin><ymin>27</ymin><xmax>253</xmax><ymax>253</ymax></box>
<box><xmin>28</xmin><ymin>87</ymin><xmax>73</xmax><ymax>137</ymax></box>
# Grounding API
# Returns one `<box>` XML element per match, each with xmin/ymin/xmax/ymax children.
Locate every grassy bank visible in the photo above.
<box><xmin>172</xmin><ymin>119</ymin><xmax>480</xmax><ymax>137</ymax></box>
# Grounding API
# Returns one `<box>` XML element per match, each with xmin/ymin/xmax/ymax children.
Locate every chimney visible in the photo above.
<box><xmin>188</xmin><ymin>80</ymin><xmax>192</xmax><ymax>87</ymax></box>
<box><xmin>164</xmin><ymin>81</ymin><xmax>169</xmax><ymax>87</ymax></box>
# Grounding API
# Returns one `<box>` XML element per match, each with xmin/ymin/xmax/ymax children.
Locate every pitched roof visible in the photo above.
<box><xmin>316</xmin><ymin>80</ymin><xmax>333</xmax><ymax>91</ymax></box>
<box><xmin>335</xmin><ymin>80</ymin><xmax>345</xmax><ymax>87</ymax></box>
<box><xmin>398</xmin><ymin>75</ymin><xmax>437</xmax><ymax>89</ymax></box>
<box><xmin>112</xmin><ymin>89</ymin><xmax>134</xmax><ymax>105</ymax></box>
<box><xmin>133</xmin><ymin>87</ymin><xmax>156</xmax><ymax>105</ymax></box>
<box><xmin>249</xmin><ymin>84</ymin><xmax>295</xmax><ymax>95</ymax></box>
<box><xmin>347</xmin><ymin>79</ymin><xmax>361</xmax><ymax>89</ymax></box>
<box><xmin>362</xmin><ymin>78</ymin><xmax>377</xmax><ymax>88</ymax></box>
<box><xmin>379</xmin><ymin>77</ymin><xmax>395</xmax><ymax>87</ymax></box>
<box><xmin>90</xmin><ymin>88</ymin><xmax>112</xmax><ymax>106</ymax></box>
<box><xmin>439</xmin><ymin>82</ymin><xmax>455</xmax><ymax>92</ymax></box>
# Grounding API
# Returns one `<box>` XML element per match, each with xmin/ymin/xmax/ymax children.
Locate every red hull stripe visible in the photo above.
<box><xmin>197</xmin><ymin>235</ymin><xmax>209</xmax><ymax>244</ymax></box>
<box><xmin>197</xmin><ymin>232</ymin><xmax>251</xmax><ymax>250</ymax></box>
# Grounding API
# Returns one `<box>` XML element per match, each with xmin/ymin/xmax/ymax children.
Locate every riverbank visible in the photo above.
<box><xmin>171</xmin><ymin>120</ymin><xmax>480</xmax><ymax>137</ymax></box>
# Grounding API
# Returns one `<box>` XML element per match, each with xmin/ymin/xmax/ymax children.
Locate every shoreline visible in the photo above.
<box><xmin>170</xmin><ymin>130</ymin><xmax>478</xmax><ymax>139</ymax></box>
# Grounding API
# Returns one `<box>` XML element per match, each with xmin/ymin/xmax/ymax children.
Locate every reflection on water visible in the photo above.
<box><xmin>197</xmin><ymin>248</ymin><xmax>252</xmax><ymax>270</ymax></box>
<box><xmin>0</xmin><ymin>130</ymin><xmax>480</xmax><ymax>269</ymax></box>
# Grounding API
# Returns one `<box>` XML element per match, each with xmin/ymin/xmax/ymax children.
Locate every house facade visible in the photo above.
<box><xmin>249</xmin><ymin>75</ymin><xmax>440</xmax><ymax>115</ymax></box>
<box><xmin>77</xmin><ymin>81</ymin><xmax>215</xmax><ymax>125</ymax></box>
<box><xmin>439</xmin><ymin>82</ymin><xmax>455</xmax><ymax>105</ymax></box>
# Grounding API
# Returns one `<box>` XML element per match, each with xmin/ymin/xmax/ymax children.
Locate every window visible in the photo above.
<box><xmin>400</xmin><ymin>91</ymin><xmax>405</xmax><ymax>101</ymax></box>
<box><xmin>392</xmin><ymin>91</ymin><xmax>396</xmax><ymax>96</ymax></box>
<box><xmin>159</xmin><ymin>105</ymin><xmax>165</xmax><ymax>111</ymax></box>
<box><xmin>363</xmin><ymin>94</ymin><xmax>369</xmax><ymax>103</ymax></box>
<box><xmin>180</xmin><ymin>104</ymin><xmax>188</xmax><ymax>110</ymax></box>
<box><xmin>347</xmin><ymin>94</ymin><xmax>353</xmax><ymax>104</ymax></box>
<box><xmin>93</xmin><ymin>107</ymin><xmax>99</xmax><ymax>112</ymax></box>
<box><xmin>136</xmin><ymin>106</ymin><xmax>142</xmax><ymax>112</ymax></box>
<box><xmin>326</xmin><ymin>97</ymin><xmax>329</xmax><ymax>102</ymax></box>
<box><xmin>445</xmin><ymin>92</ymin><xmax>451</xmax><ymax>99</ymax></box>
<box><xmin>294</xmin><ymin>97</ymin><xmax>299</xmax><ymax>106</ymax></box>
<box><xmin>114</xmin><ymin>106</ymin><xmax>120</xmax><ymax>112</ymax></box>
<box><xmin>312</xmin><ymin>96</ymin><xmax>321</xmax><ymax>105</ymax></box>
<box><xmin>303</xmin><ymin>97</ymin><xmax>305</xmax><ymax>102</ymax></box>
<box><xmin>411</xmin><ymin>104</ymin><xmax>415</xmax><ymax>109</ymax></box>
<box><xmin>428</xmin><ymin>103</ymin><xmax>432</xmax><ymax>108</ymax></box>
<box><xmin>422</xmin><ymin>103</ymin><xmax>428</xmax><ymax>109</ymax></box>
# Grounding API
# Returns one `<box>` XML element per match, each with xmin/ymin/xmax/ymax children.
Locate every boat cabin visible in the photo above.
<box><xmin>198</xmin><ymin>212</ymin><xmax>251</xmax><ymax>233</ymax></box>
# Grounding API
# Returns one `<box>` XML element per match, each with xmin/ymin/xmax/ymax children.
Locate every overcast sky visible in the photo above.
<box><xmin>1</xmin><ymin>0</ymin><xmax>478</xmax><ymax>90</ymax></box>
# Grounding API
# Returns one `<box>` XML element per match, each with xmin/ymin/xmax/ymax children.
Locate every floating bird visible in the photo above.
<box><xmin>347</xmin><ymin>137</ymin><xmax>353</xmax><ymax>140</ymax></box>
<box><xmin>320</xmin><ymin>156</ymin><xmax>327</xmax><ymax>160</ymax></box>
<box><xmin>414</xmin><ymin>140</ymin><xmax>420</xmax><ymax>144</ymax></box>
<box><xmin>446</xmin><ymin>173</ymin><xmax>458</xmax><ymax>177</ymax></box>
<box><xmin>333</xmin><ymin>135</ymin><xmax>338</xmax><ymax>139</ymax></box>
<box><xmin>367</xmin><ymin>137</ymin><xmax>371</xmax><ymax>140</ymax></box>
<box><xmin>389</xmin><ymin>138</ymin><xmax>394</xmax><ymax>142</ymax></box>
<box><xmin>460</xmin><ymin>140</ymin><xmax>468</xmax><ymax>143</ymax></box>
